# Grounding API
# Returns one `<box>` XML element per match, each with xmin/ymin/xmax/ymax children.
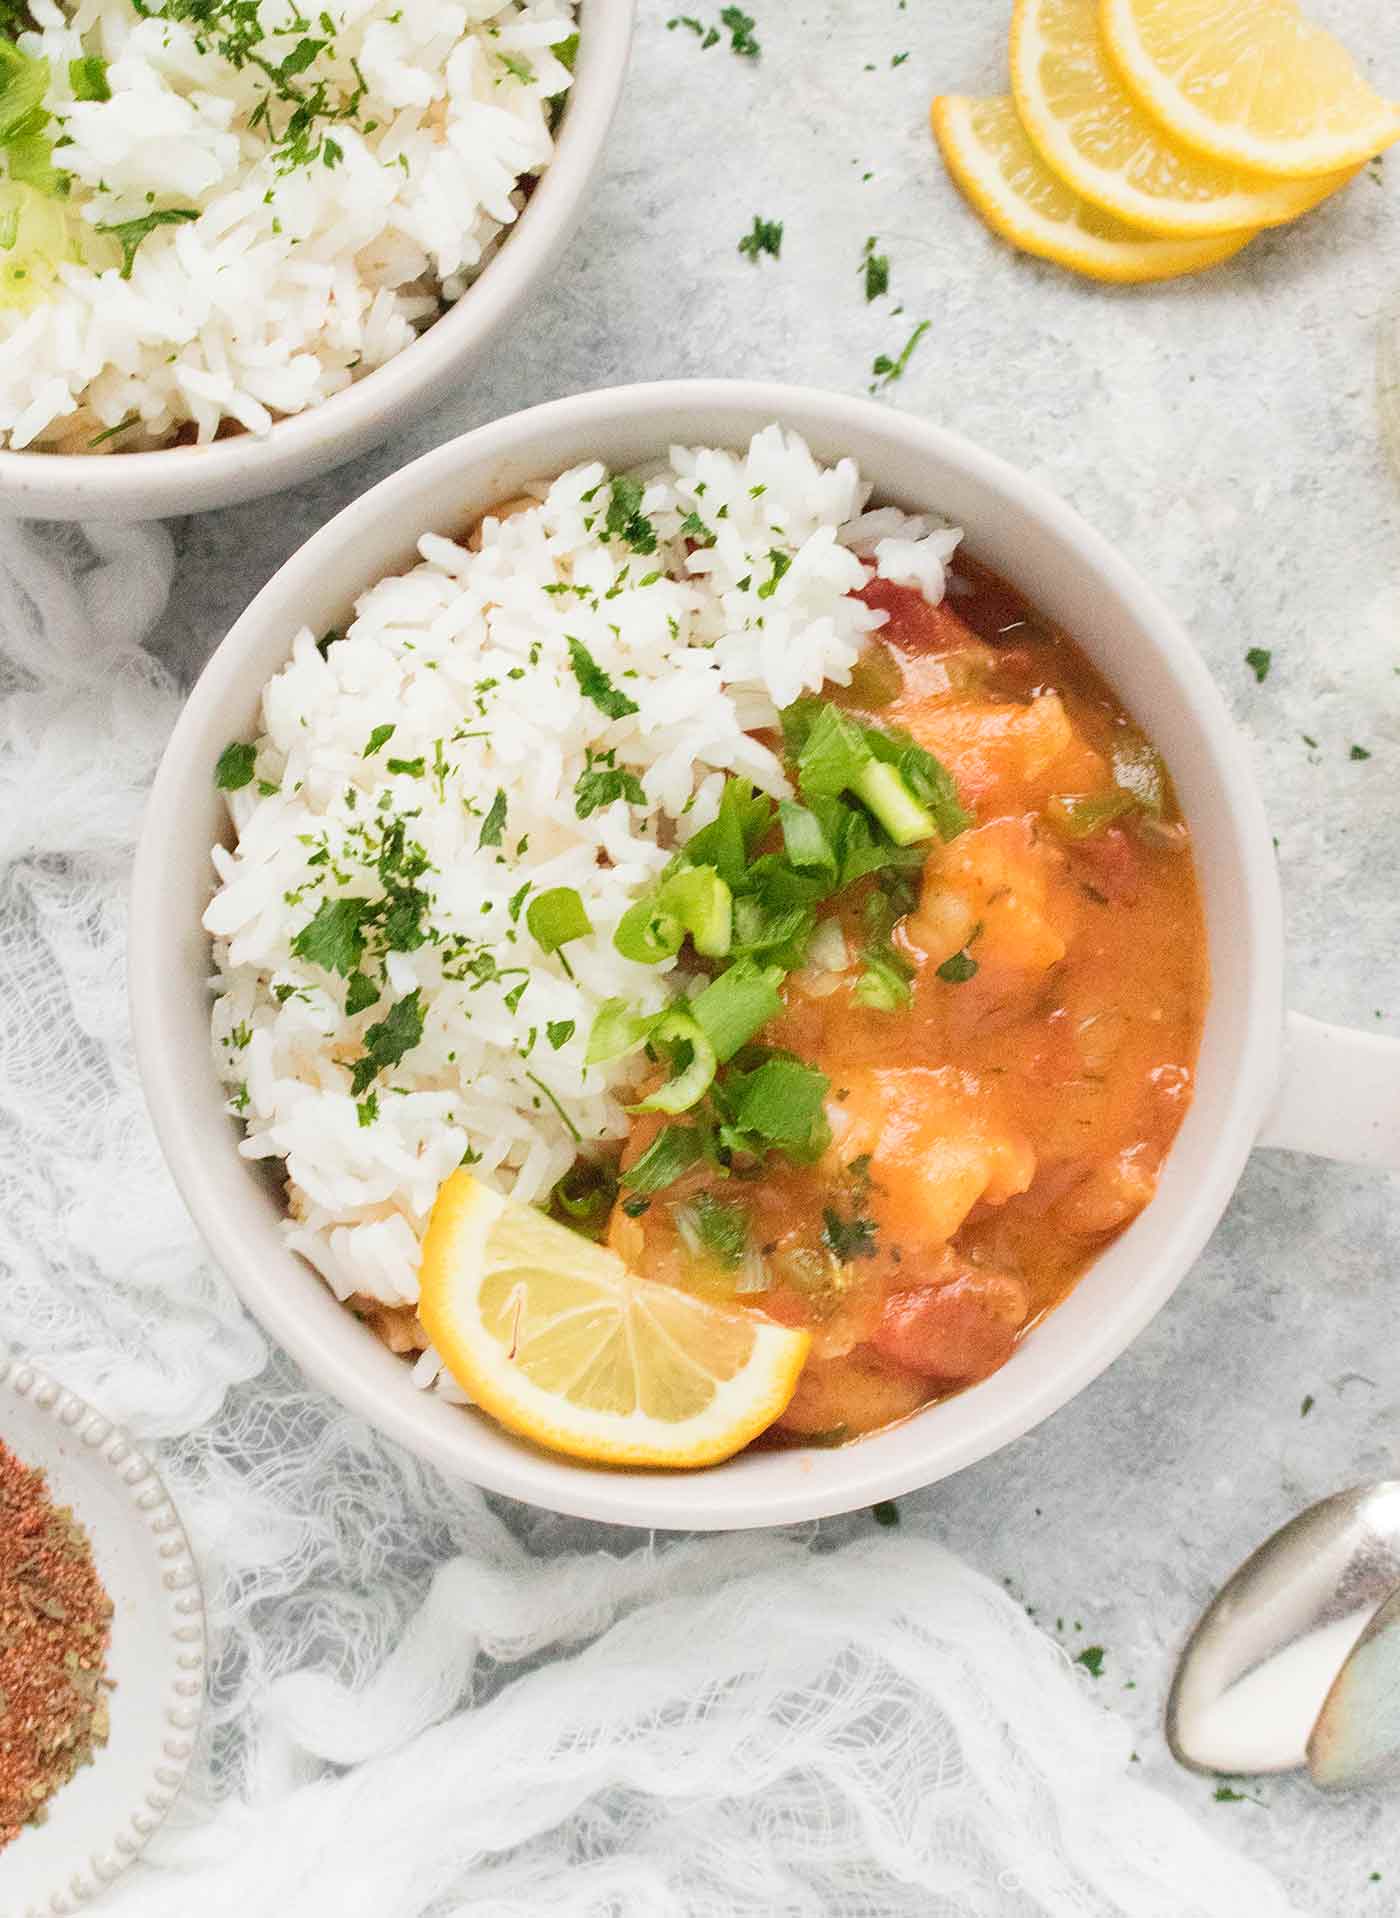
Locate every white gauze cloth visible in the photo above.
<box><xmin>0</xmin><ymin>518</ymin><xmax>1306</xmax><ymax>1918</ymax></box>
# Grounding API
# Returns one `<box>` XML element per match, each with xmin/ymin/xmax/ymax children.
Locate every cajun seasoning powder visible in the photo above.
<box><xmin>0</xmin><ymin>1438</ymin><xmax>113</xmax><ymax>1848</ymax></box>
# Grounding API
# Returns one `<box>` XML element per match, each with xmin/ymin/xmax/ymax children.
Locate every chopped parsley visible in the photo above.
<box><xmin>1244</xmin><ymin>646</ymin><xmax>1272</xmax><ymax>683</ymax></box>
<box><xmin>350</xmin><ymin>988</ymin><xmax>424</xmax><ymax>1096</ymax></box>
<box><xmin>1350</xmin><ymin>743</ymin><xmax>1372</xmax><ymax>761</ymax></box>
<box><xmin>871</xmin><ymin>319</ymin><xmax>930</xmax><ymax>392</ymax></box>
<box><xmin>937</xmin><ymin>947</ymin><xmax>978</xmax><ymax>984</ymax></box>
<box><xmin>95</xmin><ymin>207</ymin><xmax>199</xmax><ymax>280</ymax></box>
<box><xmin>603</xmin><ymin>475</ymin><xmax>658</xmax><ymax>554</ymax></box>
<box><xmin>860</xmin><ymin>234</ymin><xmax>889</xmax><ymax>302</ymax></box>
<box><xmin>574</xmin><ymin>747</ymin><xmax>647</xmax><ymax>818</ymax></box>
<box><xmin>871</xmin><ymin>1499</ymin><xmax>900</xmax><ymax>1527</ymax></box>
<box><xmin>291</xmin><ymin>894</ymin><xmax>369</xmax><ymax>976</ymax></box>
<box><xmin>1074</xmin><ymin>1645</ymin><xmax>1106</xmax><ymax>1678</ymax></box>
<box><xmin>1300</xmin><ymin>1393</ymin><xmax>1315</xmax><ymax>1417</ymax></box>
<box><xmin>666</xmin><ymin>8</ymin><xmax>759</xmax><ymax>55</ymax></box>
<box><xmin>356</xmin><ymin>1092</ymin><xmax>378</xmax><ymax>1127</ymax></box>
<box><xmin>363</xmin><ymin>723</ymin><xmax>395</xmax><ymax>757</ymax></box>
<box><xmin>720</xmin><ymin>5</ymin><xmax>759</xmax><ymax>55</ymax></box>
<box><xmin>345</xmin><ymin>970</ymin><xmax>379</xmax><ymax>1015</ymax></box>
<box><xmin>214</xmin><ymin>740</ymin><xmax>257</xmax><ymax>790</ymax></box>
<box><xmin>821</xmin><ymin>1206</ymin><xmax>878</xmax><ymax>1261</ymax></box>
<box><xmin>738</xmin><ymin>214</ymin><xmax>783</xmax><ymax>262</ymax></box>
<box><xmin>546</xmin><ymin>1019</ymin><xmax>576</xmax><ymax>1051</ymax></box>
<box><xmin>568</xmin><ymin>636</ymin><xmax>640</xmax><ymax>719</ymax></box>
<box><xmin>477</xmin><ymin>787</ymin><xmax>508</xmax><ymax>848</ymax></box>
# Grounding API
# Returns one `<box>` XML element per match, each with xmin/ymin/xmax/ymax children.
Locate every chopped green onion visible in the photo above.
<box><xmin>1109</xmin><ymin>736</ymin><xmax>1167</xmax><ymax>817</ymax></box>
<box><xmin>689</xmin><ymin>958</ymin><xmax>784</xmax><ymax>1062</ymax></box>
<box><xmin>1046</xmin><ymin>791</ymin><xmax>1136</xmax><ymax>839</ymax></box>
<box><xmin>854</xmin><ymin>949</ymin><xmax>913</xmax><ymax>1011</ymax></box>
<box><xmin>850</xmin><ymin>758</ymin><xmax>936</xmax><ymax>846</ymax></box>
<box><xmin>585</xmin><ymin>998</ymin><xmax>659</xmax><ymax>1067</ymax></box>
<box><xmin>621</xmin><ymin>1124</ymin><xmax>705</xmax><ymax>1194</ymax></box>
<box><xmin>526</xmin><ymin>886</ymin><xmax>593</xmax><ymax>973</ymax></box>
<box><xmin>728</xmin><ymin>1056</ymin><xmax>830</xmax><ymax>1153</ymax></box>
<box><xmin>630</xmin><ymin>1010</ymin><xmax>717</xmax><ymax>1115</ymax></box>
<box><xmin>0</xmin><ymin>45</ymin><xmax>51</xmax><ymax>143</ymax></box>
<box><xmin>551</xmin><ymin>1160</ymin><xmax>617</xmax><ymax>1237</ymax></box>
<box><xmin>681</xmin><ymin>778</ymin><xmax>773</xmax><ymax>885</ymax></box>
<box><xmin>614</xmin><ymin>894</ymin><xmax>684</xmax><ymax>965</ymax></box>
<box><xmin>778</xmin><ymin>799</ymin><xmax>837</xmax><ymax>876</ymax></box>
<box><xmin>614</xmin><ymin>866</ymin><xmax>733</xmax><ymax>964</ymax></box>
<box><xmin>684</xmin><ymin>1191</ymin><xmax>750</xmax><ymax>1268</ymax></box>
<box><xmin>68</xmin><ymin>56</ymin><xmax>109</xmax><ymax>101</ymax></box>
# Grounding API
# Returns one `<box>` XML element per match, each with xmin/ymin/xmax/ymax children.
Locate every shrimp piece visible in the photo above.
<box><xmin>911</xmin><ymin>817</ymin><xmax>1071</xmax><ymax>975</ymax></box>
<box><xmin>828</xmin><ymin>1066</ymin><xmax>1036</xmax><ymax>1253</ymax></box>
<box><xmin>896</xmin><ymin>692</ymin><xmax>1075</xmax><ymax>804</ymax></box>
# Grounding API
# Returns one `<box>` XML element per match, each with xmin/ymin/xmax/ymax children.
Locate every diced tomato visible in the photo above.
<box><xmin>858</xmin><ymin>577</ymin><xmax>978</xmax><ymax>656</ymax></box>
<box><xmin>870</xmin><ymin>1271</ymin><xmax>1029</xmax><ymax>1385</ymax></box>
<box><xmin>1071</xmin><ymin>826</ymin><xmax>1143</xmax><ymax>905</ymax></box>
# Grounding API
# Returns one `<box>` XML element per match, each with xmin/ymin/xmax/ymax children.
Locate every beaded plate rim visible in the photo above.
<box><xmin>0</xmin><ymin>1358</ymin><xmax>206</xmax><ymax>1917</ymax></box>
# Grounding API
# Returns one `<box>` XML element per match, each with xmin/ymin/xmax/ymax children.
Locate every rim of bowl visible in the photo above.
<box><xmin>130</xmin><ymin>379</ymin><xmax>1285</xmax><ymax>1529</ymax></box>
<box><xmin>0</xmin><ymin>0</ymin><xmax>636</xmax><ymax>522</ymax></box>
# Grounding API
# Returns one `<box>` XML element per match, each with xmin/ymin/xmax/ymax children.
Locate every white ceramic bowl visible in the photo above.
<box><xmin>129</xmin><ymin>380</ymin><xmax>1400</xmax><ymax>1530</ymax></box>
<box><xmin>0</xmin><ymin>1359</ymin><xmax>204</xmax><ymax>1918</ymax></box>
<box><xmin>0</xmin><ymin>0</ymin><xmax>634</xmax><ymax>524</ymax></box>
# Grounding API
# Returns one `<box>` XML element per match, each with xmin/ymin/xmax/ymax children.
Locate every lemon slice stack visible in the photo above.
<box><xmin>933</xmin><ymin>0</ymin><xmax>1399</xmax><ymax>282</ymax></box>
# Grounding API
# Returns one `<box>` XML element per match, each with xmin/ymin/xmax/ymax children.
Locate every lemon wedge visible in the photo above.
<box><xmin>1012</xmin><ymin>0</ymin><xmax>1355</xmax><ymax>234</ymax></box>
<box><xmin>418</xmin><ymin>1171</ymin><xmax>810</xmax><ymax>1467</ymax></box>
<box><xmin>1099</xmin><ymin>0</ymin><xmax>1400</xmax><ymax>178</ymax></box>
<box><xmin>932</xmin><ymin>94</ymin><xmax>1256</xmax><ymax>282</ymax></box>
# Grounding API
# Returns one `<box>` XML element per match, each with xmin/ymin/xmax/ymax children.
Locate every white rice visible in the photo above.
<box><xmin>205</xmin><ymin>425</ymin><xmax>962</xmax><ymax>1371</ymax></box>
<box><xmin>0</xmin><ymin>0</ymin><xmax>575</xmax><ymax>450</ymax></box>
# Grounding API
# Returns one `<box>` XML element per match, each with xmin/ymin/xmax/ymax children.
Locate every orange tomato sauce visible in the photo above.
<box><xmin>609</xmin><ymin>558</ymin><xmax>1209</xmax><ymax>1445</ymax></box>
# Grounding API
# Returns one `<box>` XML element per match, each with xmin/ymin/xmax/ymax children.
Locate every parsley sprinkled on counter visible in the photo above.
<box><xmin>1244</xmin><ymin>646</ymin><xmax>1272</xmax><ymax>683</ymax></box>
<box><xmin>1074</xmin><ymin>1645</ymin><xmax>1106</xmax><ymax>1678</ymax></box>
<box><xmin>860</xmin><ymin>234</ymin><xmax>889</xmax><ymax>301</ymax></box>
<box><xmin>738</xmin><ymin>214</ymin><xmax>783</xmax><ymax>262</ymax></box>
<box><xmin>667</xmin><ymin>8</ymin><xmax>760</xmax><ymax>56</ymax></box>
<box><xmin>870</xmin><ymin>319</ymin><xmax>930</xmax><ymax>392</ymax></box>
<box><xmin>1350</xmin><ymin>743</ymin><xmax>1373</xmax><ymax>761</ymax></box>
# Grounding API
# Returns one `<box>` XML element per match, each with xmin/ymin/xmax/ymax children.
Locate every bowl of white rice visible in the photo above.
<box><xmin>129</xmin><ymin>378</ymin><xmax>1279</xmax><ymax>1528</ymax></box>
<box><xmin>0</xmin><ymin>0</ymin><xmax>632</xmax><ymax>520</ymax></box>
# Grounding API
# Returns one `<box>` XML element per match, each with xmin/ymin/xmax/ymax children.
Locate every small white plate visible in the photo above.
<box><xmin>0</xmin><ymin>1359</ymin><xmax>205</xmax><ymax>1917</ymax></box>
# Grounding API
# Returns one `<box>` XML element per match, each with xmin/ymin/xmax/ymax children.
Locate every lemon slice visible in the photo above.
<box><xmin>1100</xmin><ymin>0</ymin><xmax>1400</xmax><ymax>178</ymax></box>
<box><xmin>932</xmin><ymin>94</ymin><xmax>1255</xmax><ymax>283</ymax></box>
<box><xmin>1011</xmin><ymin>0</ymin><xmax>1355</xmax><ymax>234</ymax></box>
<box><xmin>418</xmin><ymin>1171</ymin><xmax>810</xmax><ymax>1467</ymax></box>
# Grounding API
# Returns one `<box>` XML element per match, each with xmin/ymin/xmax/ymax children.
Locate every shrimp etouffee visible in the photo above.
<box><xmin>550</xmin><ymin>555</ymin><xmax>1208</xmax><ymax>1448</ymax></box>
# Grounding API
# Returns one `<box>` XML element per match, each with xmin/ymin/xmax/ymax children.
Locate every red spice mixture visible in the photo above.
<box><xmin>0</xmin><ymin>1438</ymin><xmax>113</xmax><ymax>1848</ymax></box>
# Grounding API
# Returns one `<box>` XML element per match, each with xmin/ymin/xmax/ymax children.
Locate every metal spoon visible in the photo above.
<box><xmin>1167</xmin><ymin>1483</ymin><xmax>1400</xmax><ymax>1780</ymax></box>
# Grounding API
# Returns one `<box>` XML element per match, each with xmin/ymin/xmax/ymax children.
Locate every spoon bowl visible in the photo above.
<box><xmin>1168</xmin><ymin>1482</ymin><xmax>1400</xmax><ymax>1777</ymax></box>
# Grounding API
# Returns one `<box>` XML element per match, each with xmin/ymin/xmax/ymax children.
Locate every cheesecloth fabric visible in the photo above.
<box><xmin>0</xmin><ymin>519</ymin><xmax>1306</xmax><ymax>1918</ymax></box>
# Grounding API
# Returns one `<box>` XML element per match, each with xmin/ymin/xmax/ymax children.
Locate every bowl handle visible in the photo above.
<box><xmin>1259</xmin><ymin>1011</ymin><xmax>1400</xmax><ymax>1170</ymax></box>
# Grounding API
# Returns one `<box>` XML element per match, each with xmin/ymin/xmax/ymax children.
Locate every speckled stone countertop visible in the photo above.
<box><xmin>148</xmin><ymin>2</ymin><xmax>1400</xmax><ymax>1906</ymax></box>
